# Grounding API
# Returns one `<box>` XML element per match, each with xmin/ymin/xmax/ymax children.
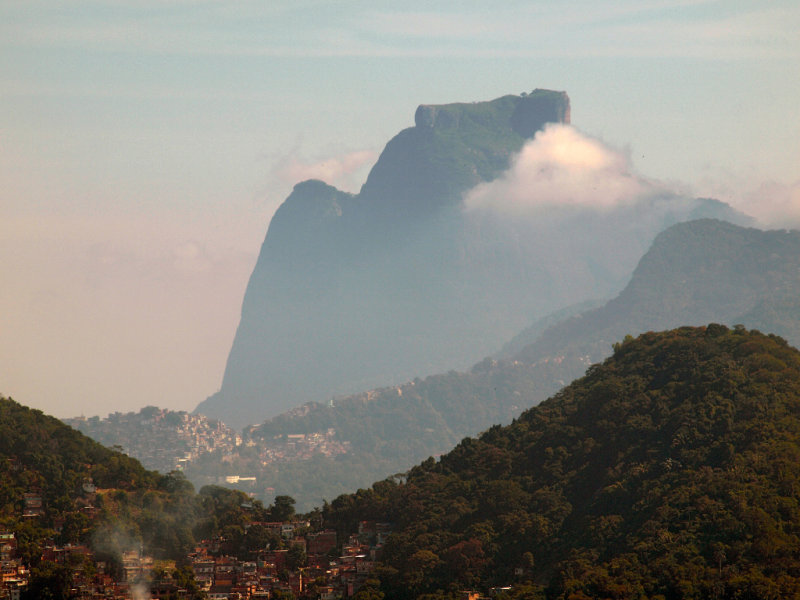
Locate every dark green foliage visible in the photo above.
<box><xmin>0</xmin><ymin>397</ymin><xmax>159</xmax><ymax>502</ymax></box>
<box><xmin>0</xmin><ymin>397</ymin><xmax>298</xmax><ymax>577</ymax></box>
<box><xmin>270</xmin><ymin>495</ymin><xmax>296</xmax><ymax>522</ymax></box>
<box><xmin>172</xmin><ymin>564</ymin><xmax>206</xmax><ymax>600</ymax></box>
<box><xmin>286</xmin><ymin>543</ymin><xmax>307</xmax><ymax>570</ymax></box>
<box><xmin>323</xmin><ymin>326</ymin><xmax>800</xmax><ymax>599</ymax></box>
<box><xmin>22</xmin><ymin>561</ymin><xmax>74</xmax><ymax>600</ymax></box>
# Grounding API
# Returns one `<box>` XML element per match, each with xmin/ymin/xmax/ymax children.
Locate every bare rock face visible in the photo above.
<box><xmin>195</xmin><ymin>89</ymin><xmax>742</xmax><ymax>429</ymax></box>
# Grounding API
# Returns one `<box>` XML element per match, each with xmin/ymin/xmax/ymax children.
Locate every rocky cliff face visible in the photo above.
<box><xmin>195</xmin><ymin>90</ymin><xmax>744</xmax><ymax>429</ymax></box>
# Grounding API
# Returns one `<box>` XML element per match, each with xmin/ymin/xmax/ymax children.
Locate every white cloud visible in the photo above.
<box><xmin>464</xmin><ymin>124</ymin><xmax>650</xmax><ymax>215</ymax></box>
<box><xmin>274</xmin><ymin>150</ymin><xmax>377</xmax><ymax>193</ymax></box>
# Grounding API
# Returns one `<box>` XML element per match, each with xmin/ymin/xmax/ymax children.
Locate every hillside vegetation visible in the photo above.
<box><xmin>323</xmin><ymin>325</ymin><xmax>800</xmax><ymax>599</ymax></box>
<box><xmin>0</xmin><ymin>397</ymin><xmax>291</xmax><ymax>578</ymax></box>
<box><xmin>186</xmin><ymin>358</ymin><xmax>576</xmax><ymax>510</ymax></box>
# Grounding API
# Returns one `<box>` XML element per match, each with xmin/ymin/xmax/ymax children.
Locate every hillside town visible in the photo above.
<box><xmin>1</xmin><ymin>508</ymin><xmax>390</xmax><ymax>600</ymax></box>
<box><xmin>64</xmin><ymin>408</ymin><xmax>243</xmax><ymax>474</ymax></box>
<box><xmin>63</xmin><ymin>409</ymin><xmax>353</xmax><ymax>484</ymax></box>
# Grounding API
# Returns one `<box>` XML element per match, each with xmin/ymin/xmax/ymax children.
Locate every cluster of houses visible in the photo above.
<box><xmin>65</xmin><ymin>408</ymin><xmax>242</xmax><ymax>474</ymax></box>
<box><xmin>188</xmin><ymin>520</ymin><xmax>390</xmax><ymax>599</ymax></box>
<box><xmin>253</xmin><ymin>429</ymin><xmax>352</xmax><ymax>466</ymax></box>
<box><xmin>64</xmin><ymin>411</ymin><xmax>355</xmax><ymax>501</ymax></box>
<box><xmin>0</xmin><ymin>532</ymin><xmax>27</xmax><ymax>600</ymax></box>
<box><xmin>0</xmin><ymin>518</ymin><xmax>391</xmax><ymax>600</ymax></box>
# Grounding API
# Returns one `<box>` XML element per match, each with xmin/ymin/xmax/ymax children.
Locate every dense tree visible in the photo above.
<box><xmin>22</xmin><ymin>561</ymin><xmax>74</xmax><ymax>600</ymax></box>
<box><xmin>270</xmin><ymin>495</ymin><xmax>296</xmax><ymax>522</ymax></box>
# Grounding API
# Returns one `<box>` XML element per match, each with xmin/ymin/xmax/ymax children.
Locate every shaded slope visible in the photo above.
<box><xmin>323</xmin><ymin>326</ymin><xmax>800</xmax><ymax>598</ymax></box>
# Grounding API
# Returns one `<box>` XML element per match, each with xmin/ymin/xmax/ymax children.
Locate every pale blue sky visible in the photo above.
<box><xmin>1</xmin><ymin>1</ymin><xmax>798</xmax><ymax>418</ymax></box>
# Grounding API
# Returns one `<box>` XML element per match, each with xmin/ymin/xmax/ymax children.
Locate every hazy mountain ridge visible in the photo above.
<box><xmin>197</xmin><ymin>89</ymin><xmax>744</xmax><ymax>428</ymax></box>
<box><xmin>321</xmin><ymin>325</ymin><xmax>800</xmax><ymax>598</ymax></box>
<box><xmin>511</xmin><ymin>219</ymin><xmax>800</xmax><ymax>368</ymax></box>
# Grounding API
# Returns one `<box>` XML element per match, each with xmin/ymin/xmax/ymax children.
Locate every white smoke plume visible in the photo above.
<box><xmin>464</xmin><ymin>124</ymin><xmax>652</xmax><ymax>215</ymax></box>
<box><xmin>131</xmin><ymin>582</ymin><xmax>152</xmax><ymax>600</ymax></box>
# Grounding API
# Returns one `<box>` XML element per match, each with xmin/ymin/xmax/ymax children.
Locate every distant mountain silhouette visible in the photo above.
<box><xmin>196</xmin><ymin>90</ymin><xmax>745</xmax><ymax>428</ymax></box>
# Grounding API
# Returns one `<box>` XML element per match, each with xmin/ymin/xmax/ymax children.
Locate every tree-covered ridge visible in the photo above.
<box><xmin>323</xmin><ymin>326</ymin><xmax>800</xmax><ymax>599</ymax></box>
<box><xmin>0</xmin><ymin>397</ymin><xmax>159</xmax><ymax>509</ymax></box>
<box><xmin>0</xmin><ymin>396</ymin><xmax>298</xmax><ymax>588</ymax></box>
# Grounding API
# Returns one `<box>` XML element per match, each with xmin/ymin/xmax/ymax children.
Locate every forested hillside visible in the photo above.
<box><xmin>323</xmin><ymin>325</ymin><xmax>800</xmax><ymax>599</ymax></box>
<box><xmin>0</xmin><ymin>397</ymin><xmax>291</xmax><ymax>587</ymax></box>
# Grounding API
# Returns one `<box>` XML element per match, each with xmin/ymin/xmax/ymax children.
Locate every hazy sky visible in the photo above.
<box><xmin>2</xmin><ymin>0</ymin><xmax>799</xmax><ymax>419</ymax></box>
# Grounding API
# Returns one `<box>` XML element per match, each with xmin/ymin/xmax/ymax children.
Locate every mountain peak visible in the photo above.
<box><xmin>196</xmin><ymin>90</ymin><xmax>741</xmax><ymax>428</ymax></box>
<box><xmin>360</xmin><ymin>89</ymin><xmax>571</xmax><ymax>213</ymax></box>
<box><xmin>413</xmin><ymin>88</ymin><xmax>570</xmax><ymax>135</ymax></box>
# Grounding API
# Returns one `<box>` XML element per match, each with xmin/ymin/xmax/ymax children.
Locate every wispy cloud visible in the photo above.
<box><xmin>273</xmin><ymin>150</ymin><xmax>377</xmax><ymax>193</ymax></box>
<box><xmin>593</xmin><ymin>6</ymin><xmax>800</xmax><ymax>59</ymax></box>
<box><xmin>3</xmin><ymin>1</ymin><xmax>797</xmax><ymax>59</ymax></box>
